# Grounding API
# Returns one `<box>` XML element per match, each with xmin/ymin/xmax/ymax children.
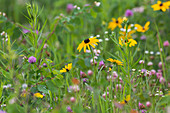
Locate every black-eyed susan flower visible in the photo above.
<box><xmin>151</xmin><ymin>1</ymin><xmax>169</xmax><ymax>12</ymax></box>
<box><xmin>135</xmin><ymin>21</ymin><xmax>150</xmax><ymax>32</ymax></box>
<box><xmin>77</xmin><ymin>37</ymin><xmax>99</xmax><ymax>52</ymax></box>
<box><xmin>34</xmin><ymin>93</ymin><xmax>43</xmax><ymax>98</ymax></box>
<box><xmin>120</xmin><ymin>95</ymin><xmax>130</xmax><ymax>105</ymax></box>
<box><xmin>119</xmin><ymin>38</ymin><xmax>137</xmax><ymax>47</ymax></box>
<box><xmin>109</xmin><ymin>67</ymin><xmax>112</xmax><ymax>72</ymax></box>
<box><xmin>107</xmin><ymin>58</ymin><xmax>123</xmax><ymax>66</ymax></box>
<box><xmin>108</xmin><ymin>17</ymin><xmax>123</xmax><ymax>31</ymax></box>
<box><xmin>60</xmin><ymin>63</ymin><xmax>72</xmax><ymax>73</ymax></box>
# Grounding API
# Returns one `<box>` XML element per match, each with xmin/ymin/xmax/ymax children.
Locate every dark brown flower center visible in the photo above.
<box><xmin>84</xmin><ymin>39</ymin><xmax>90</xmax><ymax>43</ymax></box>
<box><xmin>125</xmin><ymin>40</ymin><xmax>127</xmax><ymax>43</ymax></box>
<box><xmin>159</xmin><ymin>3</ymin><xmax>163</xmax><ymax>6</ymax></box>
<box><xmin>124</xmin><ymin>100</ymin><xmax>127</xmax><ymax>103</ymax></box>
<box><xmin>143</xmin><ymin>27</ymin><xmax>145</xmax><ymax>30</ymax></box>
<box><xmin>116</xmin><ymin>20</ymin><xmax>119</xmax><ymax>23</ymax></box>
<box><xmin>66</xmin><ymin>69</ymin><xmax>69</xmax><ymax>72</ymax></box>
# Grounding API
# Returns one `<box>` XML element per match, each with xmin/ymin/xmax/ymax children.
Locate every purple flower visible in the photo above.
<box><xmin>0</xmin><ymin>110</ymin><xmax>7</xmax><ymax>113</ymax></box>
<box><xmin>67</xmin><ymin>106</ymin><xmax>73</xmax><ymax>112</ymax></box>
<box><xmin>67</xmin><ymin>4</ymin><xmax>73</xmax><ymax>13</ymax></box>
<box><xmin>84</xmin><ymin>4</ymin><xmax>90</xmax><ymax>6</ymax></box>
<box><xmin>159</xmin><ymin>77</ymin><xmax>165</xmax><ymax>84</ymax></box>
<box><xmin>138</xmin><ymin>102</ymin><xmax>145</xmax><ymax>109</ymax></box>
<box><xmin>28</xmin><ymin>56</ymin><xmax>36</xmax><ymax>64</ymax></box>
<box><xmin>156</xmin><ymin>72</ymin><xmax>162</xmax><ymax>79</ymax></box>
<box><xmin>23</xmin><ymin>29</ymin><xmax>39</xmax><ymax>34</ymax></box>
<box><xmin>80</xmin><ymin>71</ymin><xmax>87</xmax><ymax>78</ymax></box>
<box><xmin>141</xmin><ymin>110</ymin><xmax>147</xmax><ymax>113</ymax></box>
<box><xmin>83</xmin><ymin>78</ymin><xmax>88</xmax><ymax>83</ymax></box>
<box><xmin>99</xmin><ymin>60</ymin><xmax>105</xmax><ymax>69</ymax></box>
<box><xmin>140</xmin><ymin>35</ymin><xmax>146</xmax><ymax>40</ymax></box>
<box><xmin>163</xmin><ymin>40</ymin><xmax>169</xmax><ymax>47</ymax></box>
<box><xmin>149</xmin><ymin>69</ymin><xmax>156</xmax><ymax>75</ymax></box>
<box><xmin>125</xmin><ymin>9</ymin><xmax>133</xmax><ymax>17</ymax></box>
<box><xmin>43</xmin><ymin>63</ymin><xmax>47</xmax><ymax>67</ymax></box>
<box><xmin>23</xmin><ymin>29</ymin><xmax>29</xmax><ymax>34</ymax></box>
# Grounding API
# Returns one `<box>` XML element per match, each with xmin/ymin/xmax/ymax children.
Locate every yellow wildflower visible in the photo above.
<box><xmin>151</xmin><ymin>1</ymin><xmax>169</xmax><ymax>12</ymax></box>
<box><xmin>107</xmin><ymin>58</ymin><xmax>123</xmax><ymax>66</ymax></box>
<box><xmin>60</xmin><ymin>63</ymin><xmax>72</xmax><ymax>73</ymax></box>
<box><xmin>77</xmin><ymin>37</ymin><xmax>99</xmax><ymax>52</ymax></box>
<box><xmin>135</xmin><ymin>21</ymin><xmax>150</xmax><ymax>32</ymax></box>
<box><xmin>108</xmin><ymin>17</ymin><xmax>123</xmax><ymax>31</ymax></box>
<box><xmin>34</xmin><ymin>93</ymin><xmax>43</xmax><ymax>98</ymax></box>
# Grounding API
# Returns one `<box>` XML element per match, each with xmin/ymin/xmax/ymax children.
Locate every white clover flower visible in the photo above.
<box><xmin>104</xmin><ymin>31</ymin><xmax>108</xmax><ymax>34</ymax></box>
<box><xmin>22</xmin><ymin>83</ymin><xmax>28</xmax><ymax>89</ymax></box>
<box><xmin>131</xmin><ymin>24</ymin><xmax>134</xmax><ymax>27</ymax></box>
<box><xmin>134</xmin><ymin>27</ymin><xmax>138</xmax><ymax>30</ymax></box>
<box><xmin>96</xmin><ymin>50</ymin><xmax>101</xmax><ymax>54</ymax></box>
<box><xmin>156</xmin><ymin>52</ymin><xmax>160</xmax><ymax>55</ymax></box>
<box><xmin>94</xmin><ymin>56</ymin><xmax>98</xmax><ymax>59</ymax></box>
<box><xmin>147</xmin><ymin>62</ymin><xmax>153</xmax><ymax>66</ymax></box>
<box><xmin>105</xmin><ymin>38</ymin><xmax>109</xmax><ymax>41</ymax></box>
<box><xmin>3</xmin><ymin>13</ymin><xmax>6</xmax><ymax>16</ymax></box>
<box><xmin>150</xmin><ymin>51</ymin><xmax>154</xmax><ymax>55</ymax></box>
<box><xmin>94</xmin><ymin>1</ymin><xmax>101</xmax><ymax>7</ymax></box>
<box><xmin>77</xmin><ymin>7</ymin><xmax>80</xmax><ymax>10</ymax></box>
<box><xmin>120</xmin><ymin>28</ymin><xmax>124</xmax><ymax>31</ymax></box>
<box><xmin>1</xmin><ymin>31</ymin><xmax>5</xmax><ymax>36</ymax></box>
<box><xmin>96</xmin><ymin>35</ymin><xmax>100</xmax><ymax>37</ymax></box>
<box><xmin>99</xmin><ymin>39</ymin><xmax>103</xmax><ymax>42</ymax></box>
<box><xmin>127</xmin><ymin>29</ymin><xmax>131</xmax><ymax>32</ymax></box>
<box><xmin>145</xmin><ymin>50</ymin><xmax>149</xmax><ymax>54</ymax></box>
<box><xmin>7</xmin><ymin>84</ymin><xmax>11</xmax><ymax>88</ymax></box>
<box><xmin>86</xmin><ymin>50</ymin><xmax>91</xmax><ymax>53</ymax></box>
<box><xmin>73</xmin><ymin>5</ymin><xmax>77</xmax><ymax>9</ymax></box>
<box><xmin>3</xmin><ymin>85</ymin><xmax>8</xmax><ymax>89</ymax></box>
<box><xmin>90</xmin><ymin>36</ymin><xmax>94</xmax><ymax>38</ymax></box>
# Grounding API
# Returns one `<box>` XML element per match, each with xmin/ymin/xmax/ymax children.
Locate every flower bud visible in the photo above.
<box><xmin>87</xmin><ymin>70</ymin><xmax>93</xmax><ymax>76</ymax></box>
<box><xmin>70</xmin><ymin>97</ymin><xmax>76</xmax><ymax>103</ymax></box>
<box><xmin>146</xmin><ymin>101</ymin><xmax>151</xmax><ymax>107</ymax></box>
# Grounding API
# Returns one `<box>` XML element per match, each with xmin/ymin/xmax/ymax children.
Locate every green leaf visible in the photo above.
<box><xmin>37</xmin><ymin>85</ymin><xmax>48</xmax><ymax>93</ymax></box>
<box><xmin>46</xmin><ymin>81</ymin><xmax>57</xmax><ymax>92</ymax></box>
<box><xmin>90</xmin><ymin>9</ymin><xmax>97</xmax><ymax>18</ymax></box>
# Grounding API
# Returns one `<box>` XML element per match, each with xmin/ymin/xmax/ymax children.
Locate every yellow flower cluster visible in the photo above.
<box><xmin>107</xmin><ymin>58</ymin><xmax>123</xmax><ymax>66</ymax></box>
<box><xmin>119</xmin><ymin>38</ymin><xmax>137</xmax><ymax>47</ymax></box>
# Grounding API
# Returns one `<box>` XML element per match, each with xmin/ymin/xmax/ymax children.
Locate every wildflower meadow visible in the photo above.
<box><xmin>0</xmin><ymin>0</ymin><xmax>170</xmax><ymax>113</ymax></box>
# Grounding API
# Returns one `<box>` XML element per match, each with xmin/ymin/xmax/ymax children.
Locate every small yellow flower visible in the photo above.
<box><xmin>119</xmin><ymin>25</ymin><xmax>135</xmax><ymax>40</ymax></box>
<box><xmin>135</xmin><ymin>21</ymin><xmax>150</xmax><ymax>32</ymax></box>
<box><xmin>151</xmin><ymin>1</ymin><xmax>169</xmax><ymax>12</ymax></box>
<box><xmin>34</xmin><ymin>93</ymin><xmax>43</xmax><ymax>98</ymax></box>
<box><xmin>60</xmin><ymin>63</ymin><xmax>72</xmax><ymax>73</ymax></box>
<box><xmin>108</xmin><ymin>17</ymin><xmax>123</xmax><ymax>31</ymax></box>
<box><xmin>123</xmin><ymin>17</ymin><xmax>128</xmax><ymax>22</ymax></box>
<box><xmin>77</xmin><ymin>37</ymin><xmax>99</xmax><ymax>52</ymax></box>
<box><xmin>107</xmin><ymin>58</ymin><xmax>123</xmax><ymax>66</ymax></box>
<box><xmin>120</xmin><ymin>95</ymin><xmax>130</xmax><ymax>105</ymax></box>
<box><xmin>109</xmin><ymin>67</ymin><xmax>112</xmax><ymax>72</ymax></box>
<box><xmin>119</xmin><ymin>38</ymin><xmax>137</xmax><ymax>47</ymax></box>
